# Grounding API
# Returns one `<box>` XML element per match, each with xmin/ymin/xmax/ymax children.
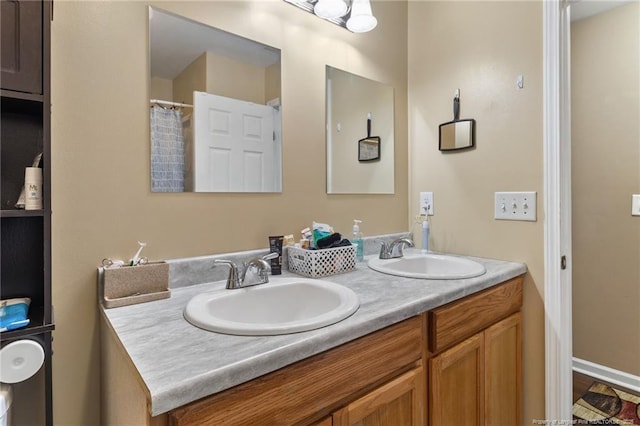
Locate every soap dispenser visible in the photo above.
<box><xmin>352</xmin><ymin>219</ymin><xmax>364</xmax><ymax>262</ymax></box>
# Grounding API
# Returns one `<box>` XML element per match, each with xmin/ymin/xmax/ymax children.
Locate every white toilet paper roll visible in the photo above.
<box><xmin>0</xmin><ymin>340</ymin><xmax>44</xmax><ymax>384</ymax></box>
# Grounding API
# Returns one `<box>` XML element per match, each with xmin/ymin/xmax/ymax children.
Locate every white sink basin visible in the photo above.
<box><xmin>368</xmin><ymin>253</ymin><xmax>486</xmax><ymax>280</ymax></box>
<box><xmin>184</xmin><ymin>277</ymin><xmax>359</xmax><ymax>335</ymax></box>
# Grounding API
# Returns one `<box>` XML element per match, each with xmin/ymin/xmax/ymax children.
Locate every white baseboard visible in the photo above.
<box><xmin>573</xmin><ymin>357</ymin><xmax>640</xmax><ymax>394</ymax></box>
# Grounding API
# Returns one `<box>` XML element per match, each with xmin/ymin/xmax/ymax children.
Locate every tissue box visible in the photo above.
<box><xmin>102</xmin><ymin>261</ymin><xmax>170</xmax><ymax>308</ymax></box>
<box><xmin>287</xmin><ymin>244</ymin><xmax>356</xmax><ymax>278</ymax></box>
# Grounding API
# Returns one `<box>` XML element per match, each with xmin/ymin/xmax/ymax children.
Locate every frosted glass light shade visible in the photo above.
<box><xmin>314</xmin><ymin>0</ymin><xmax>348</xmax><ymax>19</ymax></box>
<box><xmin>346</xmin><ymin>0</ymin><xmax>377</xmax><ymax>33</ymax></box>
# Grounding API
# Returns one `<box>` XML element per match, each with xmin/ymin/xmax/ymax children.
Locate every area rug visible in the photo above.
<box><xmin>573</xmin><ymin>381</ymin><xmax>640</xmax><ymax>425</ymax></box>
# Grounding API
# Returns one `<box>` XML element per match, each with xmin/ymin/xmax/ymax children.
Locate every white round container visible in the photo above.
<box><xmin>0</xmin><ymin>340</ymin><xmax>44</xmax><ymax>384</ymax></box>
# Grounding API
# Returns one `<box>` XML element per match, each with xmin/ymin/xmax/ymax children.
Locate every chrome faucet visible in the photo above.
<box><xmin>214</xmin><ymin>252</ymin><xmax>279</xmax><ymax>289</ymax></box>
<box><xmin>378</xmin><ymin>238</ymin><xmax>415</xmax><ymax>259</ymax></box>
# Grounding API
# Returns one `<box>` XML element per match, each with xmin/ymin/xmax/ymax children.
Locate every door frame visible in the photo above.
<box><xmin>543</xmin><ymin>0</ymin><xmax>573</xmax><ymax>421</ymax></box>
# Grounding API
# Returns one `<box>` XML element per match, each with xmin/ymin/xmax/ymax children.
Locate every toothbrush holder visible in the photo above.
<box><xmin>101</xmin><ymin>261</ymin><xmax>170</xmax><ymax>308</ymax></box>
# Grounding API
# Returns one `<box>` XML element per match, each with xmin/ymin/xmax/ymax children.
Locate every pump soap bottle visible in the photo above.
<box><xmin>352</xmin><ymin>219</ymin><xmax>364</xmax><ymax>262</ymax></box>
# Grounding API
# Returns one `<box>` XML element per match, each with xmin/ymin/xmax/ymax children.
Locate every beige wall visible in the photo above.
<box><xmin>571</xmin><ymin>2</ymin><xmax>640</xmax><ymax>376</ymax></box>
<box><xmin>408</xmin><ymin>1</ymin><xmax>545</xmax><ymax>423</ymax></box>
<box><xmin>51</xmin><ymin>1</ymin><xmax>408</xmax><ymax>424</ymax></box>
<box><xmin>265</xmin><ymin>61</ymin><xmax>281</xmax><ymax>103</ymax></box>
<box><xmin>150</xmin><ymin>76</ymin><xmax>173</xmax><ymax>101</ymax></box>
<box><xmin>206</xmin><ymin>51</ymin><xmax>267</xmax><ymax>104</ymax></box>
<box><xmin>173</xmin><ymin>52</ymin><xmax>207</xmax><ymax>106</ymax></box>
<box><xmin>174</xmin><ymin>51</ymin><xmax>278</xmax><ymax>106</ymax></box>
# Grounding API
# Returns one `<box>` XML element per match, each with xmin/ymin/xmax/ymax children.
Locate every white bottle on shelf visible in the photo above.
<box><xmin>24</xmin><ymin>167</ymin><xmax>43</xmax><ymax>210</ymax></box>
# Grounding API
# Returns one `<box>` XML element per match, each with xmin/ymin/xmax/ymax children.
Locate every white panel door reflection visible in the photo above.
<box><xmin>193</xmin><ymin>91</ymin><xmax>276</xmax><ymax>192</ymax></box>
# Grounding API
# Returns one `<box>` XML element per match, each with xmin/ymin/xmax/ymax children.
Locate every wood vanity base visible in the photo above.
<box><xmin>102</xmin><ymin>275</ymin><xmax>524</xmax><ymax>426</ymax></box>
<box><xmin>170</xmin><ymin>316</ymin><xmax>424</xmax><ymax>425</ymax></box>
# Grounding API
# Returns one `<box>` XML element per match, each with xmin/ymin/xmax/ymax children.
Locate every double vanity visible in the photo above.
<box><xmin>100</xmin><ymin>236</ymin><xmax>526</xmax><ymax>425</ymax></box>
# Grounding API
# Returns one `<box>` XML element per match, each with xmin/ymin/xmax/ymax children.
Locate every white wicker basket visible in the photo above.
<box><xmin>287</xmin><ymin>244</ymin><xmax>356</xmax><ymax>278</ymax></box>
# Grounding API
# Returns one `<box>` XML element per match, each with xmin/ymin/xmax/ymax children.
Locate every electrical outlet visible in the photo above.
<box><xmin>419</xmin><ymin>192</ymin><xmax>434</xmax><ymax>216</ymax></box>
<box><xmin>494</xmin><ymin>192</ymin><xmax>537</xmax><ymax>221</ymax></box>
<box><xmin>632</xmin><ymin>194</ymin><xmax>640</xmax><ymax>216</ymax></box>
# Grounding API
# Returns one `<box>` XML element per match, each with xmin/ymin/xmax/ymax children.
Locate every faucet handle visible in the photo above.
<box><xmin>376</xmin><ymin>240</ymin><xmax>392</xmax><ymax>259</ymax></box>
<box><xmin>214</xmin><ymin>259</ymin><xmax>241</xmax><ymax>289</ymax></box>
<box><xmin>214</xmin><ymin>259</ymin><xmax>237</xmax><ymax>271</ymax></box>
<box><xmin>262</xmin><ymin>252</ymin><xmax>279</xmax><ymax>261</ymax></box>
<box><xmin>258</xmin><ymin>252</ymin><xmax>279</xmax><ymax>279</ymax></box>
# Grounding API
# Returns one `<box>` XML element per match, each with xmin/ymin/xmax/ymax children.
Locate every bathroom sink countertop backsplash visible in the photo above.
<box><xmin>100</xmin><ymin>233</ymin><xmax>527</xmax><ymax>416</ymax></box>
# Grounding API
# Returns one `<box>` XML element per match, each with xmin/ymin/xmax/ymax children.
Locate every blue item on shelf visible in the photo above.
<box><xmin>0</xmin><ymin>298</ymin><xmax>31</xmax><ymax>332</ymax></box>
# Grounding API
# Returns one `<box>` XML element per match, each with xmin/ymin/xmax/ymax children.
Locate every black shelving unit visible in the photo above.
<box><xmin>1</xmin><ymin>1</ymin><xmax>53</xmax><ymax>425</ymax></box>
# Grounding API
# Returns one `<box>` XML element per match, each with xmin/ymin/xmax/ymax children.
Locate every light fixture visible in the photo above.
<box><xmin>314</xmin><ymin>0</ymin><xmax>349</xmax><ymax>19</ymax></box>
<box><xmin>283</xmin><ymin>0</ymin><xmax>378</xmax><ymax>33</ymax></box>
<box><xmin>346</xmin><ymin>0</ymin><xmax>377</xmax><ymax>33</ymax></box>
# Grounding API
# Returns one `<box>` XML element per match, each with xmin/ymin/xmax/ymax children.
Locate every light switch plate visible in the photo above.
<box><xmin>632</xmin><ymin>194</ymin><xmax>640</xmax><ymax>216</ymax></box>
<box><xmin>494</xmin><ymin>192</ymin><xmax>537</xmax><ymax>221</ymax></box>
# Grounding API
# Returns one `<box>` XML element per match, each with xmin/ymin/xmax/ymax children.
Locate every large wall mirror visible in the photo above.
<box><xmin>326</xmin><ymin>66</ymin><xmax>394</xmax><ymax>194</ymax></box>
<box><xmin>149</xmin><ymin>7</ymin><xmax>282</xmax><ymax>193</ymax></box>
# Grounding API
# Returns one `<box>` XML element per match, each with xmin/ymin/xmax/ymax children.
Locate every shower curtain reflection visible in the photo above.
<box><xmin>150</xmin><ymin>105</ymin><xmax>185</xmax><ymax>192</ymax></box>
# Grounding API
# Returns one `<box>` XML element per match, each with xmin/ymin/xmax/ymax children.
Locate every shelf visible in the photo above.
<box><xmin>0</xmin><ymin>209</ymin><xmax>46</xmax><ymax>218</ymax></box>
<box><xmin>1</xmin><ymin>0</ymin><xmax>53</xmax><ymax>423</ymax></box>
<box><xmin>0</xmin><ymin>94</ymin><xmax>43</xmax><ymax>116</ymax></box>
<box><xmin>1</xmin><ymin>89</ymin><xmax>44</xmax><ymax>103</ymax></box>
<box><xmin>0</xmin><ymin>306</ymin><xmax>54</xmax><ymax>342</ymax></box>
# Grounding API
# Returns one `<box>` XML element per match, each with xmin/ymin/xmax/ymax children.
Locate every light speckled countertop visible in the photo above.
<box><xmin>101</xmin><ymin>246</ymin><xmax>526</xmax><ymax>416</ymax></box>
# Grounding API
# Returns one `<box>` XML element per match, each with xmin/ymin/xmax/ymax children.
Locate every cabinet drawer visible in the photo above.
<box><xmin>428</xmin><ymin>276</ymin><xmax>523</xmax><ymax>353</ymax></box>
<box><xmin>170</xmin><ymin>316</ymin><xmax>423</xmax><ymax>426</ymax></box>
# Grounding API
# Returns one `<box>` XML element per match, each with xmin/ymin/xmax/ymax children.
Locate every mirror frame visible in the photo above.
<box><xmin>438</xmin><ymin>118</ymin><xmax>476</xmax><ymax>152</ymax></box>
<box><xmin>358</xmin><ymin>138</ymin><xmax>381</xmax><ymax>162</ymax></box>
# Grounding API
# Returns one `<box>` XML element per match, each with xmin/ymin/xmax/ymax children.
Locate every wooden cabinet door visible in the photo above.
<box><xmin>484</xmin><ymin>312</ymin><xmax>522</xmax><ymax>426</ymax></box>
<box><xmin>1</xmin><ymin>0</ymin><xmax>42</xmax><ymax>94</ymax></box>
<box><xmin>332</xmin><ymin>365</ymin><xmax>426</xmax><ymax>426</ymax></box>
<box><xmin>429</xmin><ymin>333</ymin><xmax>484</xmax><ymax>426</ymax></box>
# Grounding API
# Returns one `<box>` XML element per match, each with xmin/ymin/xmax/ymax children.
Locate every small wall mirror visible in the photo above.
<box><xmin>439</xmin><ymin>91</ymin><xmax>475</xmax><ymax>152</ymax></box>
<box><xmin>149</xmin><ymin>7</ymin><xmax>282</xmax><ymax>192</ymax></box>
<box><xmin>326</xmin><ymin>66</ymin><xmax>394</xmax><ymax>194</ymax></box>
<box><xmin>439</xmin><ymin>119</ymin><xmax>476</xmax><ymax>151</ymax></box>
